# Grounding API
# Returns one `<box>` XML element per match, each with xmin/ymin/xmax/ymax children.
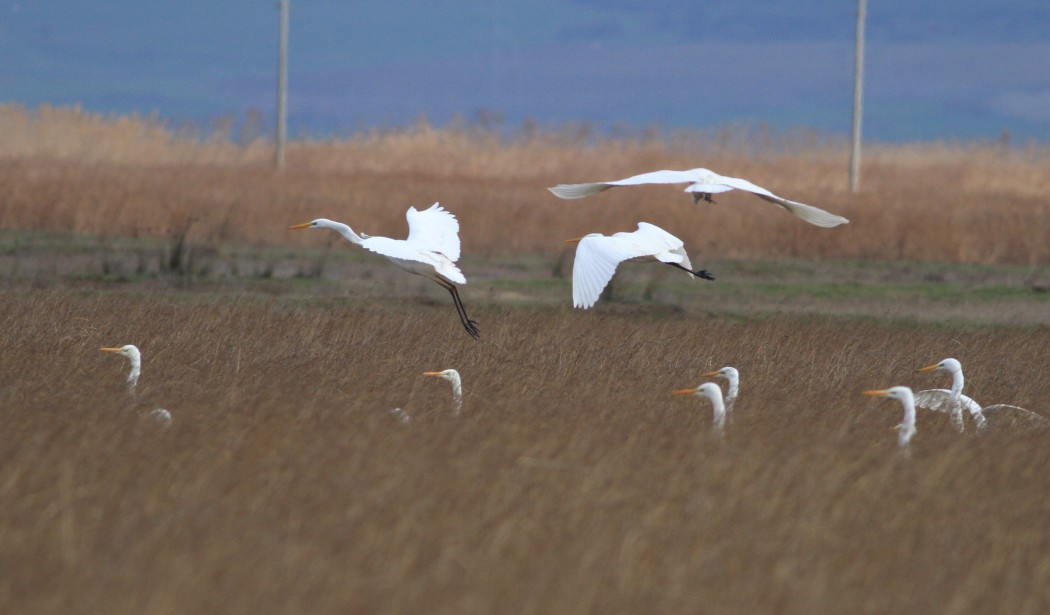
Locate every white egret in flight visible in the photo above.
<box><xmin>101</xmin><ymin>345</ymin><xmax>141</xmax><ymax>393</ymax></box>
<box><xmin>673</xmin><ymin>382</ymin><xmax>727</xmax><ymax>432</ymax></box>
<box><xmin>916</xmin><ymin>358</ymin><xmax>1046</xmax><ymax>432</ymax></box>
<box><xmin>423</xmin><ymin>369</ymin><xmax>463</xmax><ymax>415</ymax></box>
<box><xmin>549</xmin><ymin>168</ymin><xmax>849</xmax><ymax>228</ymax></box>
<box><xmin>566</xmin><ymin>222</ymin><xmax>714</xmax><ymax>309</ymax></box>
<box><xmin>704</xmin><ymin>366</ymin><xmax>739</xmax><ymax>415</ymax></box>
<box><xmin>863</xmin><ymin>386</ymin><xmax>918</xmax><ymax>450</ymax></box>
<box><xmin>290</xmin><ymin>203</ymin><xmax>479</xmax><ymax>340</ymax></box>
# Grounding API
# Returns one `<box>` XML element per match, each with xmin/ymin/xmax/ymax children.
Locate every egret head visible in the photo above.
<box><xmin>100</xmin><ymin>344</ymin><xmax>140</xmax><ymax>362</ymax></box>
<box><xmin>673</xmin><ymin>382</ymin><xmax>723</xmax><ymax>401</ymax></box>
<box><xmin>917</xmin><ymin>358</ymin><xmax>961</xmax><ymax>374</ymax></box>
<box><xmin>703</xmin><ymin>366</ymin><xmax>739</xmax><ymax>382</ymax></box>
<box><xmin>288</xmin><ymin>218</ymin><xmax>334</xmax><ymax>231</ymax></box>
<box><xmin>863</xmin><ymin>386</ymin><xmax>912</xmax><ymax>402</ymax></box>
<box><xmin>423</xmin><ymin>369</ymin><xmax>460</xmax><ymax>383</ymax></box>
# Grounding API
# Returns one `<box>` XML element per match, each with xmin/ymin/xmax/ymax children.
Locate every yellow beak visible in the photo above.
<box><xmin>917</xmin><ymin>363</ymin><xmax>940</xmax><ymax>373</ymax></box>
<box><xmin>422</xmin><ymin>371</ymin><xmax>444</xmax><ymax>377</ymax></box>
<box><xmin>100</xmin><ymin>347</ymin><xmax>122</xmax><ymax>353</ymax></box>
<box><xmin>672</xmin><ymin>388</ymin><xmax>698</xmax><ymax>396</ymax></box>
<box><xmin>564</xmin><ymin>237</ymin><xmax>582</xmax><ymax>244</ymax></box>
<box><xmin>702</xmin><ymin>370</ymin><xmax>721</xmax><ymax>377</ymax></box>
<box><xmin>288</xmin><ymin>222</ymin><xmax>312</xmax><ymax>230</ymax></box>
<box><xmin>862</xmin><ymin>389</ymin><xmax>889</xmax><ymax>397</ymax></box>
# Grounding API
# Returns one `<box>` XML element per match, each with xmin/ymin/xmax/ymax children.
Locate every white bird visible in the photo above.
<box><xmin>549</xmin><ymin>168</ymin><xmax>849</xmax><ymax>228</ymax></box>
<box><xmin>673</xmin><ymin>382</ymin><xmax>727</xmax><ymax>432</ymax></box>
<box><xmin>703</xmin><ymin>366</ymin><xmax>739</xmax><ymax>415</ymax></box>
<box><xmin>565</xmin><ymin>222</ymin><xmax>714</xmax><ymax>309</ymax></box>
<box><xmin>423</xmin><ymin>369</ymin><xmax>463</xmax><ymax>415</ymax></box>
<box><xmin>865</xmin><ymin>386</ymin><xmax>915</xmax><ymax>447</ymax></box>
<box><xmin>290</xmin><ymin>203</ymin><xmax>479</xmax><ymax>340</ymax></box>
<box><xmin>100</xmin><ymin>345</ymin><xmax>141</xmax><ymax>393</ymax></box>
<box><xmin>863</xmin><ymin>386</ymin><xmax>918</xmax><ymax>450</ymax></box>
<box><xmin>916</xmin><ymin>358</ymin><xmax>1045</xmax><ymax>432</ymax></box>
<box><xmin>101</xmin><ymin>345</ymin><xmax>173</xmax><ymax>427</ymax></box>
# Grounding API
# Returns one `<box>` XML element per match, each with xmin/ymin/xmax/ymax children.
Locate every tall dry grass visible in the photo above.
<box><xmin>2</xmin><ymin>104</ymin><xmax>1049</xmax><ymax>265</ymax></box>
<box><xmin>2</xmin><ymin>291</ymin><xmax>1050</xmax><ymax>613</ymax></box>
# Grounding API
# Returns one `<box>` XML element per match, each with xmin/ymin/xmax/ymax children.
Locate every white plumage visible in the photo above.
<box><xmin>290</xmin><ymin>203</ymin><xmax>479</xmax><ymax>339</ymax></box>
<box><xmin>549</xmin><ymin>168</ymin><xmax>849</xmax><ymax>228</ymax></box>
<box><xmin>916</xmin><ymin>358</ymin><xmax>1046</xmax><ymax>432</ymax></box>
<box><xmin>863</xmin><ymin>386</ymin><xmax>918</xmax><ymax>450</ymax></box>
<box><xmin>567</xmin><ymin>222</ymin><xmax>714</xmax><ymax>309</ymax></box>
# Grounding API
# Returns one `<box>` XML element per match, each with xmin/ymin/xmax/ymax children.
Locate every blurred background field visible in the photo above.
<box><xmin>3</xmin><ymin>105</ymin><xmax>1050</xmax><ymax>614</ymax></box>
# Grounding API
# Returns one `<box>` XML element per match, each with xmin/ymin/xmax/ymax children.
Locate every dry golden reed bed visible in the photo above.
<box><xmin>2</xmin><ymin>292</ymin><xmax>1050</xmax><ymax>614</ymax></box>
<box><xmin>2</xmin><ymin>104</ymin><xmax>1050</xmax><ymax>265</ymax></box>
<box><xmin>4</xmin><ymin>105</ymin><xmax>1050</xmax><ymax>614</ymax></box>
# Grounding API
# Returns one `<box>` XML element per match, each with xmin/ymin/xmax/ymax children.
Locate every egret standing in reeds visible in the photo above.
<box><xmin>423</xmin><ymin>369</ymin><xmax>463</xmax><ymax>415</ymax></box>
<box><xmin>566</xmin><ymin>222</ymin><xmax>714</xmax><ymax>309</ymax></box>
<box><xmin>290</xmin><ymin>203</ymin><xmax>480</xmax><ymax>340</ymax></box>
<box><xmin>100</xmin><ymin>344</ymin><xmax>171</xmax><ymax>427</ymax></box>
<box><xmin>100</xmin><ymin>345</ymin><xmax>141</xmax><ymax>394</ymax></box>
<box><xmin>704</xmin><ymin>366</ymin><xmax>740</xmax><ymax>415</ymax></box>
<box><xmin>673</xmin><ymin>382</ymin><xmax>727</xmax><ymax>433</ymax></box>
<box><xmin>549</xmin><ymin>167</ymin><xmax>849</xmax><ymax>228</ymax></box>
<box><xmin>916</xmin><ymin>358</ymin><xmax>1046</xmax><ymax>432</ymax></box>
<box><xmin>863</xmin><ymin>386</ymin><xmax>918</xmax><ymax>451</ymax></box>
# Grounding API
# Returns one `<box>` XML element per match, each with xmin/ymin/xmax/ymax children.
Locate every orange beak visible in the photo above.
<box><xmin>564</xmin><ymin>237</ymin><xmax>582</xmax><ymax>244</ymax></box>
<box><xmin>422</xmin><ymin>371</ymin><xmax>444</xmax><ymax>377</ymax></box>
<box><xmin>702</xmin><ymin>370</ymin><xmax>721</xmax><ymax>377</ymax></box>
<box><xmin>288</xmin><ymin>222</ymin><xmax>312</xmax><ymax>230</ymax></box>
<box><xmin>917</xmin><ymin>363</ymin><xmax>940</xmax><ymax>373</ymax></box>
<box><xmin>100</xmin><ymin>347</ymin><xmax>122</xmax><ymax>353</ymax></box>
<box><xmin>862</xmin><ymin>389</ymin><xmax>889</xmax><ymax>397</ymax></box>
<box><xmin>672</xmin><ymin>388</ymin><xmax>699</xmax><ymax>396</ymax></box>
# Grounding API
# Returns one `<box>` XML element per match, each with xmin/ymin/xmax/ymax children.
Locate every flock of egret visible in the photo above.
<box><xmin>288</xmin><ymin>167</ymin><xmax>850</xmax><ymax>336</ymax></box>
<box><xmin>95</xmin><ymin>166</ymin><xmax>1044</xmax><ymax>447</ymax></box>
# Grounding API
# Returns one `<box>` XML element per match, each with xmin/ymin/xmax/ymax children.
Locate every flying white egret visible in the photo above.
<box><xmin>565</xmin><ymin>222</ymin><xmax>714</xmax><ymax>309</ymax></box>
<box><xmin>100</xmin><ymin>345</ymin><xmax>141</xmax><ymax>393</ymax></box>
<box><xmin>703</xmin><ymin>366</ymin><xmax>739</xmax><ymax>415</ymax></box>
<box><xmin>916</xmin><ymin>358</ymin><xmax>1046</xmax><ymax>432</ymax></box>
<box><xmin>290</xmin><ymin>203</ymin><xmax>479</xmax><ymax>340</ymax></box>
<box><xmin>549</xmin><ymin>168</ymin><xmax>849</xmax><ymax>228</ymax></box>
<box><xmin>423</xmin><ymin>369</ymin><xmax>463</xmax><ymax>415</ymax></box>
<box><xmin>863</xmin><ymin>386</ymin><xmax>918</xmax><ymax>449</ymax></box>
<box><xmin>673</xmin><ymin>382</ymin><xmax>727</xmax><ymax>432</ymax></box>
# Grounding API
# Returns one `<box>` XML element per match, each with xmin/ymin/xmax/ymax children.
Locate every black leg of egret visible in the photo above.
<box><xmin>439</xmin><ymin>281</ymin><xmax>480</xmax><ymax>340</ymax></box>
<box><xmin>667</xmin><ymin>262</ymin><xmax>716</xmax><ymax>281</ymax></box>
<box><xmin>691</xmin><ymin>192</ymin><xmax>716</xmax><ymax>204</ymax></box>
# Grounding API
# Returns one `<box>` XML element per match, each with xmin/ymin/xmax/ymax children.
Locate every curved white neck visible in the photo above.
<box><xmin>709</xmin><ymin>394</ymin><xmax>726</xmax><ymax>429</ymax></box>
<box><xmin>725</xmin><ymin>378</ymin><xmax>738</xmax><ymax>407</ymax></box>
<box><xmin>448</xmin><ymin>375</ymin><xmax>463</xmax><ymax>413</ymax></box>
<box><xmin>127</xmin><ymin>358</ymin><xmax>141</xmax><ymax>389</ymax></box>
<box><xmin>949</xmin><ymin>368</ymin><xmax>964</xmax><ymax>398</ymax></box>
<box><xmin>899</xmin><ymin>394</ymin><xmax>917</xmax><ymax>447</ymax></box>
<box><xmin>324</xmin><ymin>221</ymin><xmax>365</xmax><ymax>245</ymax></box>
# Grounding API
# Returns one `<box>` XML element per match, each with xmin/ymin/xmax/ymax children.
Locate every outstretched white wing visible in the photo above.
<box><xmin>630</xmin><ymin>222</ymin><xmax>692</xmax><ymax>269</ymax></box>
<box><xmin>361</xmin><ymin>236</ymin><xmax>466</xmax><ymax>284</ymax></box>
<box><xmin>981</xmin><ymin>404</ymin><xmax>1049</xmax><ymax>428</ymax></box>
<box><xmin>699</xmin><ymin>175</ymin><xmax>849</xmax><ymax>228</ymax></box>
<box><xmin>549</xmin><ymin>169</ymin><xmax>703</xmax><ymax>199</ymax></box>
<box><xmin>913</xmin><ymin>389</ymin><xmax>983</xmax><ymax>415</ymax></box>
<box><xmin>405</xmin><ymin>203</ymin><xmax>461</xmax><ymax>261</ymax></box>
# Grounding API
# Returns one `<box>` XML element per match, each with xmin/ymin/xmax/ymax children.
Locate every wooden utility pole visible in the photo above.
<box><xmin>275</xmin><ymin>0</ymin><xmax>289</xmax><ymax>169</ymax></box>
<box><xmin>849</xmin><ymin>0</ymin><xmax>866</xmax><ymax>192</ymax></box>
